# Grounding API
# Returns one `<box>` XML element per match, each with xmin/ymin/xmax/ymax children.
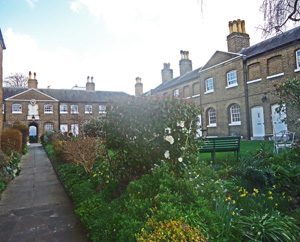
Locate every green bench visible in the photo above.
<box><xmin>198</xmin><ymin>136</ymin><xmax>241</xmax><ymax>164</ymax></box>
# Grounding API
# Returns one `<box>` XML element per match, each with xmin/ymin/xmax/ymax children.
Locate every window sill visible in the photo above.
<box><xmin>60</xmin><ymin>112</ymin><xmax>68</xmax><ymax>114</ymax></box>
<box><xmin>192</xmin><ymin>94</ymin><xmax>200</xmax><ymax>98</ymax></box>
<box><xmin>207</xmin><ymin>124</ymin><xmax>217</xmax><ymax>128</ymax></box>
<box><xmin>226</xmin><ymin>83</ymin><xmax>238</xmax><ymax>89</ymax></box>
<box><xmin>44</xmin><ymin>112</ymin><xmax>53</xmax><ymax>114</ymax></box>
<box><xmin>294</xmin><ymin>68</ymin><xmax>300</xmax><ymax>73</ymax></box>
<box><xmin>267</xmin><ymin>73</ymin><xmax>284</xmax><ymax>79</ymax></box>
<box><xmin>85</xmin><ymin>112</ymin><xmax>93</xmax><ymax>114</ymax></box>
<box><xmin>247</xmin><ymin>78</ymin><xmax>262</xmax><ymax>84</ymax></box>
<box><xmin>204</xmin><ymin>90</ymin><xmax>214</xmax><ymax>94</ymax></box>
<box><xmin>12</xmin><ymin>112</ymin><xmax>22</xmax><ymax>114</ymax></box>
<box><xmin>71</xmin><ymin>112</ymin><xmax>79</xmax><ymax>114</ymax></box>
<box><xmin>183</xmin><ymin>97</ymin><xmax>190</xmax><ymax>100</ymax></box>
<box><xmin>229</xmin><ymin>122</ymin><xmax>241</xmax><ymax>126</ymax></box>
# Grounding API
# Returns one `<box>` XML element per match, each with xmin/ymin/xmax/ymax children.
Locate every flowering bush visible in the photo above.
<box><xmin>136</xmin><ymin>217</ymin><xmax>207</xmax><ymax>241</ymax></box>
<box><xmin>105</xmin><ymin>96</ymin><xmax>201</xmax><ymax>180</ymax></box>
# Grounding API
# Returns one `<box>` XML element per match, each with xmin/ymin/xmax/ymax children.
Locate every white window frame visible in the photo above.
<box><xmin>226</xmin><ymin>70</ymin><xmax>238</xmax><ymax>88</ymax></box>
<box><xmin>229</xmin><ymin>104</ymin><xmax>241</xmax><ymax>126</ymax></box>
<box><xmin>44</xmin><ymin>122</ymin><xmax>54</xmax><ymax>131</ymax></box>
<box><xmin>85</xmin><ymin>105</ymin><xmax>93</xmax><ymax>114</ymax></box>
<box><xmin>60</xmin><ymin>124</ymin><xmax>68</xmax><ymax>133</ymax></box>
<box><xmin>296</xmin><ymin>50</ymin><xmax>300</xmax><ymax>70</ymax></box>
<box><xmin>2</xmin><ymin>104</ymin><xmax>4</xmax><ymax>114</ymax></box>
<box><xmin>71</xmin><ymin>105</ymin><xmax>79</xmax><ymax>114</ymax></box>
<box><xmin>173</xmin><ymin>89</ymin><xmax>179</xmax><ymax>99</ymax></box>
<box><xmin>205</xmin><ymin>78</ymin><xmax>214</xmax><ymax>94</ymax></box>
<box><xmin>207</xmin><ymin>108</ymin><xmax>217</xmax><ymax>127</ymax></box>
<box><xmin>99</xmin><ymin>105</ymin><xmax>106</xmax><ymax>114</ymax></box>
<box><xmin>71</xmin><ymin>124</ymin><xmax>79</xmax><ymax>136</ymax></box>
<box><xmin>60</xmin><ymin>104</ymin><xmax>68</xmax><ymax>114</ymax></box>
<box><xmin>44</xmin><ymin>104</ymin><xmax>53</xmax><ymax>114</ymax></box>
<box><xmin>12</xmin><ymin>104</ymin><xmax>22</xmax><ymax>113</ymax></box>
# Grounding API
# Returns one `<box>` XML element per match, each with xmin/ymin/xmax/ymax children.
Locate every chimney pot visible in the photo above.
<box><xmin>34</xmin><ymin>72</ymin><xmax>36</xmax><ymax>79</ymax></box>
<box><xmin>29</xmin><ymin>71</ymin><xmax>32</xmax><ymax>79</ymax></box>
<box><xmin>91</xmin><ymin>76</ymin><xmax>94</xmax><ymax>82</ymax></box>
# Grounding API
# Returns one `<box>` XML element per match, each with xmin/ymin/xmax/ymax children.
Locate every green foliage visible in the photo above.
<box><xmin>273</xmin><ymin>78</ymin><xmax>300</xmax><ymax>126</ymax></box>
<box><xmin>136</xmin><ymin>217</ymin><xmax>207</xmax><ymax>242</ymax></box>
<box><xmin>1</xmin><ymin>128</ymin><xmax>23</xmax><ymax>155</ymax></box>
<box><xmin>81</xmin><ymin>116</ymin><xmax>105</xmax><ymax>137</ymax></box>
<box><xmin>234</xmin><ymin>210</ymin><xmax>300</xmax><ymax>241</ymax></box>
<box><xmin>40</xmin><ymin>130</ymin><xmax>57</xmax><ymax>145</ymax></box>
<box><xmin>105</xmin><ymin>96</ymin><xmax>201</xmax><ymax>179</ymax></box>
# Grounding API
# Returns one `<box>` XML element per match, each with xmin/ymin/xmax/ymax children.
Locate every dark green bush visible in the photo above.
<box><xmin>105</xmin><ymin>96</ymin><xmax>201</xmax><ymax>180</ymax></box>
<box><xmin>1</xmin><ymin>128</ymin><xmax>23</xmax><ymax>155</ymax></box>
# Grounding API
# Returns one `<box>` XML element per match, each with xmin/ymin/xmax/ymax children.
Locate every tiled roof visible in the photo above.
<box><xmin>3</xmin><ymin>87</ymin><xmax>131</xmax><ymax>103</ymax></box>
<box><xmin>153</xmin><ymin>67</ymin><xmax>202</xmax><ymax>92</ymax></box>
<box><xmin>0</xmin><ymin>28</ymin><xmax>6</xmax><ymax>50</ymax></box>
<box><xmin>240</xmin><ymin>25</ymin><xmax>300</xmax><ymax>59</ymax></box>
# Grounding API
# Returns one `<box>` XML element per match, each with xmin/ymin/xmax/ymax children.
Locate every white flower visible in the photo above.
<box><xmin>153</xmin><ymin>133</ymin><xmax>159</xmax><ymax>137</ymax></box>
<box><xmin>164</xmin><ymin>135</ymin><xmax>174</xmax><ymax>144</ymax></box>
<box><xmin>189</xmin><ymin>178</ymin><xmax>193</xmax><ymax>181</ymax></box>
<box><xmin>180</xmin><ymin>147</ymin><xmax>185</xmax><ymax>151</ymax></box>
<box><xmin>177</xmin><ymin>121</ymin><xmax>184</xmax><ymax>128</ymax></box>
<box><xmin>165</xmin><ymin>127</ymin><xmax>171</xmax><ymax>134</ymax></box>
<box><xmin>178</xmin><ymin>157</ymin><xmax>183</xmax><ymax>162</ymax></box>
<box><xmin>164</xmin><ymin>150</ymin><xmax>170</xmax><ymax>159</ymax></box>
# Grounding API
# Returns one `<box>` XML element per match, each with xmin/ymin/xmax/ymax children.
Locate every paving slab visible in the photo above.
<box><xmin>0</xmin><ymin>144</ymin><xmax>89</xmax><ymax>242</ymax></box>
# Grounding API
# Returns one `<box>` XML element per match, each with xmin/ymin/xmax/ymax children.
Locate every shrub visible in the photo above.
<box><xmin>136</xmin><ymin>217</ymin><xmax>207</xmax><ymax>242</ymax></box>
<box><xmin>12</xmin><ymin>123</ymin><xmax>29</xmax><ymax>153</ymax></box>
<box><xmin>105</xmin><ymin>96</ymin><xmax>201</xmax><ymax>180</ymax></box>
<box><xmin>63</xmin><ymin>137</ymin><xmax>105</xmax><ymax>173</ymax></box>
<box><xmin>81</xmin><ymin>116</ymin><xmax>106</xmax><ymax>137</ymax></box>
<box><xmin>1</xmin><ymin>128</ymin><xmax>22</xmax><ymax>155</ymax></box>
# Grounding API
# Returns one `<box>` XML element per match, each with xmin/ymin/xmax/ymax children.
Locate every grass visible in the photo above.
<box><xmin>197</xmin><ymin>140</ymin><xmax>274</xmax><ymax>164</ymax></box>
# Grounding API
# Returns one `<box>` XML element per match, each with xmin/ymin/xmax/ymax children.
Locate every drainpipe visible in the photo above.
<box><xmin>58</xmin><ymin>101</ymin><xmax>61</xmax><ymax>132</ymax></box>
<box><xmin>243</xmin><ymin>58</ymin><xmax>251</xmax><ymax>140</ymax></box>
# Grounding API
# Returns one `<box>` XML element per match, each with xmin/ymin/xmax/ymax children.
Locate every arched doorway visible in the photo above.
<box><xmin>29</xmin><ymin>122</ymin><xmax>38</xmax><ymax>143</ymax></box>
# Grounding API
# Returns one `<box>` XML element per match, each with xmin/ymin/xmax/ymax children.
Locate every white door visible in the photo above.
<box><xmin>271</xmin><ymin>104</ymin><xmax>287</xmax><ymax>133</ymax></box>
<box><xmin>196</xmin><ymin>115</ymin><xmax>202</xmax><ymax>137</ymax></box>
<box><xmin>251</xmin><ymin>106</ymin><xmax>265</xmax><ymax>137</ymax></box>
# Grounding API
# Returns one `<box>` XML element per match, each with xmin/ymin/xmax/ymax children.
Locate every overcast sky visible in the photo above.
<box><xmin>0</xmin><ymin>0</ymin><xmax>280</xmax><ymax>95</ymax></box>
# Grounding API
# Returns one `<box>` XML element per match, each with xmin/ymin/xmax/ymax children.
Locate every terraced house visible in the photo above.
<box><xmin>136</xmin><ymin>20</ymin><xmax>300</xmax><ymax>140</ymax></box>
<box><xmin>3</xmin><ymin>74</ymin><xmax>130</xmax><ymax>142</ymax></box>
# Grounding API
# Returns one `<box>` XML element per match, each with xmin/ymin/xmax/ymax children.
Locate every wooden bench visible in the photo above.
<box><xmin>198</xmin><ymin>136</ymin><xmax>241</xmax><ymax>164</ymax></box>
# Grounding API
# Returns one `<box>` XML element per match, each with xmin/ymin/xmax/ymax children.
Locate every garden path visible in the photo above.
<box><xmin>0</xmin><ymin>144</ymin><xmax>89</xmax><ymax>242</ymax></box>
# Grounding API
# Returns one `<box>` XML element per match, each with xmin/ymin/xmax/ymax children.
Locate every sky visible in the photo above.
<box><xmin>0</xmin><ymin>0</ymin><xmax>283</xmax><ymax>95</ymax></box>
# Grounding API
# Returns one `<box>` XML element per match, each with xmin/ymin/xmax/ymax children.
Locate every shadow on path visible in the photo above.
<box><xmin>0</xmin><ymin>144</ymin><xmax>89</xmax><ymax>242</ymax></box>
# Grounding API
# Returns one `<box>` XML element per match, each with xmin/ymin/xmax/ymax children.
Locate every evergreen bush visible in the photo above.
<box><xmin>1</xmin><ymin>128</ymin><xmax>23</xmax><ymax>155</ymax></box>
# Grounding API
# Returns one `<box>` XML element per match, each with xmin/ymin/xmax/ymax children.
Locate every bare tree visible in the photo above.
<box><xmin>4</xmin><ymin>73</ymin><xmax>28</xmax><ymax>87</ymax></box>
<box><xmin>260</xmin><ymin>0</ymin><xmax>300</xmax><ymax>37</ymax></box>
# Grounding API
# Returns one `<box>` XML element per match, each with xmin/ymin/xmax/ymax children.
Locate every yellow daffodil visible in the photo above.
<box><xmin>273</xmin><ymin>185</ymin><xmax>276</xmax><ymax>188</ymax></box>
<box><xmin>93</xmin><ymin>174</ymin><xmax>97</xmax><ymax>177</ymax></box>
<box><xmin>106</xmin><ymin>180</ymin><xmax>109</xmax><ymax>183</ymax></box>
<box><xmin>232</xmin><ymin>211</ymin><xmax>235</xmax><ymax>216</ymax></box>
<box><xmin>268</xmin><ymin>196</ymin><xmax>273</xmax><ymax>200</ymax></box>
<box><xmin>253</xmin><ymin>188</ymin><xmax>259</xmax><ymax>193</ymax></box>
<box><xmin>232</xmin><ymin>200</ymin><xmax>236</xmax><ymax>204</ymax></box>
<box><xmin>268</xmin><ymin>191</ymin><xmax>272</xmax><ymax>195</ymax></box>
<box><xmin>240</xmin><ymin>193</ymin><xmax>246</xmax><ymax>197</ymax></box>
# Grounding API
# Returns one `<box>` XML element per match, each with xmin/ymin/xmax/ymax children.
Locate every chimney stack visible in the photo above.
<box><xmin>28</xmin><ymin>71</ymin><xmax>38</xmax><ymax>88</ymax></box>
<box><xmin>227</xmin><ymin>19</ymin><xmax>250</xmax><ymax>53</ymax></box>
<box><xmin>161</xmin><ymin>63</ymin><xmax>173</xmax><ymax>83</ymax></box>
<box><xmin>86</xmin><ymin>76</ymin><xmax>95</xmax><ymax>91</ymax></box>
<box><xmin>179</xmin><ymin>50</ymin><xmax>192</xmax><ymax>76</ymax></box>
<box><xmin>135</xmin><ymin>77</ymin><xmax>143</xmax><ymax>97</ymax></box>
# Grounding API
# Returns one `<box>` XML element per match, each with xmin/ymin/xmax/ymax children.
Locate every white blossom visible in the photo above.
<box><xmin>180</xmin><ymin>147</ymin><xmax>186</xmax><ymax>151</ymax></box>
<box><xmin>165</xmin><ymin>127</ymin><xmax>171</xmax><ymax>134</ymax></box>
<box><xmin>177</xmin><ymin>121</ymin><xmax>184</xmax><ymax>128</ymax></box>
<box><xmin>164</xmin><ymin>150</ymin><xmax>170</xmax><ymax>159</ymax></box>
<box><xmin>178</xmin><ymin>157</ymin><xmax>183</xmax><ymax>162</ymax></box>
<box><xmin>164</xmin><ymin>135</ymin><xmax>174</xmax><ymax>144</ymax></box>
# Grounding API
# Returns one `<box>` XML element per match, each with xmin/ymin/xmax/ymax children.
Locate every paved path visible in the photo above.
<box><xmin>0</xmin><ymin>144</ymin><xmax>89</xmax><ymax>242</ymax></box>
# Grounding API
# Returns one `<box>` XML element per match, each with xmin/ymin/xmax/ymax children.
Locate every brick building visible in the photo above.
<box><xmin>3</xmin><ymin>74</ymin><xmax>130</xmax><ymax>142</ymax></box>
<box><xmin>137</xmin><ymin>20</ymin><xmax>300</xmax><ymax>140</ymax></box>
